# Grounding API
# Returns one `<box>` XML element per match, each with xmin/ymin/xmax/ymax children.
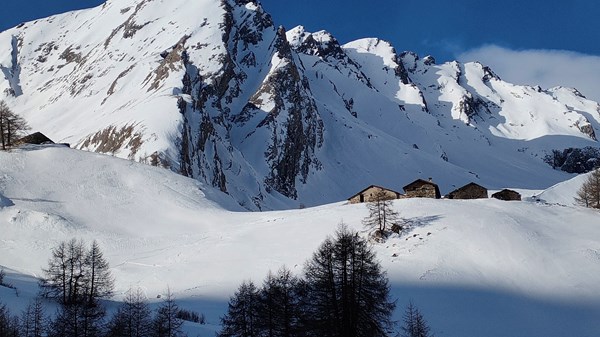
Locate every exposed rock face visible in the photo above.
<box><xmin>1</xmin><ymin>0</ymin><xmax>599</xmax><ymax>210</ymax></box>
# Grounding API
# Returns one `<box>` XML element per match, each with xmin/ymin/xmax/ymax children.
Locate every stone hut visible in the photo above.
<box><xmin>348</xmin><ymin>185</ymin><xmax>404</xmax><ymax>204</ymax></box>
<box><xmin>403</xmin><ymin>178</ymin><xmax>441</xmax><ymax>199</ymax></box>
<box><xmin>16</xmin><ymin>132</ymin><xmax>54</xmax><ymax>145</ymax></box>
<box><xmin>446</xmin><ymin>182</ymin><xmax>488</xmax><ymax>199</ymax></box>
<box><xmin>491</xmin><ymin>189</ymin><xmax>521</xmax><ymax>201</ymax></box>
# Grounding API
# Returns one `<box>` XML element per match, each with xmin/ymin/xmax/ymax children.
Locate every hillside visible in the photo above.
<box><xmin>1</xmin><ymin>0</ymin><xmax>599</xmax><ymax>210</ymax></box>
<box><xmin>1</xmin><ymin>146</ymin><xmax>599</xmax><ymax>336</ymax></box>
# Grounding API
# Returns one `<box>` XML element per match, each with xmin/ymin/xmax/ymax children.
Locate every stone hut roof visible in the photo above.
<box><xmin>403</xmin><ymin>179</ymin><xmax>441</xmax><ymax>199</ymax></box>
<box><xmin>347</xmin><ymin>185</ymin><xmax>403</xmax><ymax>201</ymax></box>
<box><xmin>16</xmin><ymin>132</ymin><xmax>54</xmax><ymax>145</ymax></box>
<box><xmin>403</xmin><ymin>179</ymin><xmax>436</xmax><ymax>190</ymax></box>
<box><xmin>446</xmin><ymin>182</ymin><xmax>488</xmax><ymax>199</ymax></box>
<box><xmin>491</xmin><ymin>189</ymin><xmax>521</xmax><ymax>201</ymax></box>
<box><xmin>348</xmin><ymin>185</ymin><xmax>403</xmax><ymax>199</ymax></box>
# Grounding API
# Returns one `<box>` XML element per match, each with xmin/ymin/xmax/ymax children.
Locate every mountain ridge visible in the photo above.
<box><xmin>1</xmin><ymin>0</ymin><xmax>599</xmax><ymax>209</ymax></box>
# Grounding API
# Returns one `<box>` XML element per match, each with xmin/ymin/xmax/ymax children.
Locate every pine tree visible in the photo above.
<box><xmin>575</xmin><ymin>168</ymin><xmax>600</xmax><ymax>209</ymax></box>
<box><xmin>218</xmin><ymin>281</ymin><xmax>261</xmax><ymax>337</ymax></box>
<box><xmin>400</xmin><ymin>302</ymin><xmax>433</xmax><ymax>337</ymax></box>
<box><xmin>362</xmin><ymin>190</ymin><xmax>399</xmax><ymax>234</ymax></box>
<box><xmin>303</xmin><ymin>224</ymin><xmax>395</xmax><ymax>337</ymax></box>
<box><xmin>0</xmin><ymin>101</ymin><xmax>29</xmax><ymax>151</ymax></box>
<box><xmin>152</xmin><ymin>288</ymin><xmax>183</xmax><ymax>337</ymax></box>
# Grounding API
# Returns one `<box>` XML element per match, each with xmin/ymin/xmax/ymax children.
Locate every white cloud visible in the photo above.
<box><xmin>457</xmin><ymin>45</ymin><xmax>600</xmax><ymax>103</ymax></box>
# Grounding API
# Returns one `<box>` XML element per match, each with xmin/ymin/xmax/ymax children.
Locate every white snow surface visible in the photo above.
<box><xmin>1</xmin><ymin>146</ymin><xmax>599</xmax><ymax>336</ymax></box>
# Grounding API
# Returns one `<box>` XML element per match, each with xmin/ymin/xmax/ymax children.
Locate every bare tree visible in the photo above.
<box><xmin>0</xmin><ymin>100</ymin><xmax>30</xmax><ymax>150</ymax></box>
<box><xmin>575</xmin><ymin>168</ymin><xmax>600</xmax><ymax>209</ymax></box>
<box><xmin>363</xmin><ymin>190</ymin><xmax>399</xmax><ymax>233</ymax></box>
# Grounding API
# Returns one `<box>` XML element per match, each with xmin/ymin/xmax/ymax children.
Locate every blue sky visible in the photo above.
<box><xmin>2</xmin><ymin>0</ymin><xmax>599</xmax><ymax>100</ymax></box>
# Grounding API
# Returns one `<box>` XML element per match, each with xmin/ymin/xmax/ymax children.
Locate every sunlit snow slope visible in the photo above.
<box><xmin>1</xmin><ymin>146</ymin><xmax>599</xmax><ymax>337</ymax></box>
<box><xmin>1</xmin><ymin>0</ymin><xmax>599</xmax><ymax>210</ymax></box>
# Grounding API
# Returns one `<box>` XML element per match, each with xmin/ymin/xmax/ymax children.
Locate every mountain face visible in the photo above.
<box><xmin>1</xmin><ymin>0</ymin><xmax>599</xmax><ymax>210</ymax></box>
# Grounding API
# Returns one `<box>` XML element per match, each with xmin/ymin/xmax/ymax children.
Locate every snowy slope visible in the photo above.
<box><xmin>1</xmin><ymin>146</ymin><xmax>599</xmax><ymax>336</ymax></box>
<box><xmin>1</xmin><ymin>0</ymin><xmax>599</xmax><ymax>210</ymax></box>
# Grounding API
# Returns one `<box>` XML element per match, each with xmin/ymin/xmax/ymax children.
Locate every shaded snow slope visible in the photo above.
<box><xmin>1</xmin><ymin>146</ymin><xmax>599</xmax><ymax>336</ymax></box>
<box><xmin>1</xmin><ymin>0</ymin><xmax>599</xmax><ymax>210</ymax></box>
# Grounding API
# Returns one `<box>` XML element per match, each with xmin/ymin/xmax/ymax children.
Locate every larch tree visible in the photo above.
<box><xmin>303</xmin><ymin>224</ymin><xmax>395</xmax><ymax>337</ymax></box>
<box><xmin>152</xmin><ymin>288</ymin><xmax>183</xmax><ymax>337</ymax></box>
<box><xmin>257</xmin><ymin>267</ymin><xmax>304</xmax><ymax>337</ymax></box>
<box><xmin>0</xmin><ymin>100</ymin><xmax>29</xmax><ymax>150</ymax></box>
<box><xmin>41</xmin><ymin>239</ymin><xmax>114</xmax><ymax>306</ymax></box>
<box><xmin>218</xmin><ymin>281</ymin><xmax>261</xmax><ymax>337</ymax></box>
<box><xmin>362</xmin><ymin>190</ymin><xmax>399</xmax><ymax>234</ymax></box>
<box><xmin>106</xmin><ymin>288</ymin><xmax>152</xmax><ymax>337</ymax></box>
<box><xmin>400</xmin><ymin>302</ymin><xmax>433</xmax><ymax>337</ymax></box>
<box><xmin>84</xmin><ymin>240</ymin><xmax>115</xmax><ymax>306</ymax></box>
<box><xmin>20</xmin><ymin>298</ymin><xmax>48</xmax><ymax>337</ymax></box>
<box><xmin>575</xmin><ymin>168</ymin><xmax>600</xmax><ymax>209</ymax></box>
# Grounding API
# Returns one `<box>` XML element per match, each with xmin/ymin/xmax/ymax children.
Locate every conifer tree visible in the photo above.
<box><xmin>303</xmin><ymin>224</ymin><xmax>395</xmax><ymax>337</ymax></box>
<box><xmin>257</xmin><ymin>267</ymin><xmax>303</xmax><ymax>337</ymax></box>
<box><xmin>218</xmin><ymin>281</ymin><xmax>261</xmax><ymax>337</ymax></box>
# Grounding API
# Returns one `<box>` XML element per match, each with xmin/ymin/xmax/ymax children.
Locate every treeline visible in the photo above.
<box><xmin>0</xmin><ymin>239</ymin><xmax>200</xmax><ymax>337</ymax></box>
<box><xmin>218</xmin><ymin>225</ymin><xmax>433</xmax><ymax>337</ymax></box>
<box><xmin>1</xmin><ymin>229</ymin><xmax>434</xmax><ymax>337</ymax></box>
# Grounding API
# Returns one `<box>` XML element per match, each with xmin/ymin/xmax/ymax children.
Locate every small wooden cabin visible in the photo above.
<box><xmin>348</xmin><ymin>185</ymin><xmax>404</xmax><ymax>204</ymax></box>
<box><xmin>403</xmin><ymin>179</ymin><xmax>441</xmax><ymax>199</ymax></box>
<box><xmin>491</xmin><ymin>189</ymin><xmax>521</xmax><ymax>201</ymax></box>
<box><xmin>446</xmin><ymin>182</ymin><xmax>488</xmax><ymax>199</ymax></box>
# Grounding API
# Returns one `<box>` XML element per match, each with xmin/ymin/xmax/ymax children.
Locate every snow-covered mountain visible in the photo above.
<box><xmin>1</xmin><ymin>0</ymin><xmax>599</xmax><ymax>210</ymax></box>
<box><xmin>1</xmin><ymin>145</ymin><xmax>599</xmax><ymax>337</ymax></box>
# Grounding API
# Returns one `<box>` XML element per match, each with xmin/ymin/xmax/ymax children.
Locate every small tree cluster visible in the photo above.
<box><xmin>41</xmin><ymin>239</ymin><xmax>114</xmax><ymax>306</ymax></box>
<box><xmin>106</xmin><ymin>287</ymin><xmax>185</xmax><ymax>337</ymax></box>
<box><xmin>219</xmin><ymin>225</ymin><xmax>396</xmax><ymax>337</ymax></box>
<box><xmin>575</xmin><ymin>168</ymin><xmax>600</xmax><ymax>209</ymax></box>
<box><xmin>0</xmin><ymin>298</ymin><xmax>49</xmax><ymax>337</ymax></box>
<box><xmin>0</xmin><ymin>101</ymin><xmax>29</xmax><ymax>151</ymax></box>
<box><xmin>175</xmin><ymin>309</ymin><xmax>204</xmax><ymax>324</ymax></box>
<box><xmin>0</xmin><ymin>302</ymin><xmax>20</xmax><ymax>337</ymax></box>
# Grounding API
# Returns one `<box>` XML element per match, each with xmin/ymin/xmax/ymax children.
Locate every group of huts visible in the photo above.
<box><xmin>348</xmin><ymin>178</ymin><xmax>521</xmax><ymax>204</ymax></box>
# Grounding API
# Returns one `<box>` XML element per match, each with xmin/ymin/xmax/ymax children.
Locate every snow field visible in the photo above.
<box><xmin>1</xmin><ymin>146</ymin><xmax>599</xmax><ymax>336</ymax></box>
